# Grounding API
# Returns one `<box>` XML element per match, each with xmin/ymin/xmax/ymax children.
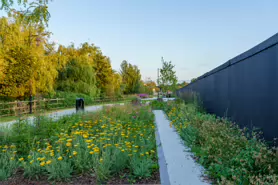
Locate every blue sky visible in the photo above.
<box><xmin>3</xmin><ymin>0</ymin><xmax>278</xmax><ymax>82</ymax></box>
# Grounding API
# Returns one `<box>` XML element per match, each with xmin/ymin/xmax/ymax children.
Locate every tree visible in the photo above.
<box><xmin>191</xmin><ymin>78</ymin><xmax>197</xmax><ymax>83</ymax></box>
<box><xmin>1</xmin><ymin>0</ymin><xmax>50</xmax><ymax>23</ymax></box>
<box><xmin>159</xmin><ymin>57</ymin><xmax>178</xmax><ymax>94</ymax></box>
<box><xmin>0</xmin><ymin>16</ymin><xmax>56</xmax><ymax>98</ymax></box>
<box><xmin>120</xmin><ymin>60</ymin><xmax>142</xmax><ymax>94</ymax></box>
<box><xmin>56</xmin><ymin>59</ymin><xmax>98</xmax><ymax>96</ymax></box>
<box><xmin>144</xmin><ymin>78</ymin><xmax>157</xmax><ymax>95</ymax></box>
<box><xmin>177</xmin><ymin>81</ymin><xmax>188</xmax><ymax>89</ymax></box>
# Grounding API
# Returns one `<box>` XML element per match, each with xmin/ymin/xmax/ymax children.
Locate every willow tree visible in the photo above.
<box><xmin>0</xmin><ymin>16</ymin><xmax>57</xmax><ymax>98</ymax></box>
<box><xmin>120</xmin><ymin>60</ymin><xmax>142</xmax><ymax>94</ymax></box>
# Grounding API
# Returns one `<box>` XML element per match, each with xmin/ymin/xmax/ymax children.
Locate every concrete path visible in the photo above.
<box><xmin>153</xmin><ymin>110</ymin><xmax>209</xmax><ymax>185</ymax></box>
<box><xmin>0</xmin><ymin>103</ymin><xmax>124</xmax><ymax>128</ymax></box>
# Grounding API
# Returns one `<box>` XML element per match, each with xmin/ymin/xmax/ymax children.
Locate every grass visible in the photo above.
<box><xmin>0</xmin><ymin>99</ymin><xmax>131</xmax><ymax>124</ymax></box>
<box><xmin>152</xmin><ymin>99</ymin><xmax>278</xmax><ymax>185</ymax></box>
<box><xmin>0</xmin><ymin>104</ymin><xmax>159</xmax><ymax>183</ymax></box>
<box><xmin>0</xmin><ymin>116</ymin><xmax>18</xmax><ymax>123</ymax></box>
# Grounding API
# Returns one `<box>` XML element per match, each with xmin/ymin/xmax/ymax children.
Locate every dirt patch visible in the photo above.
<box><xmin>1</xmin><ymin>169</ymin><xmax>160</xmax><ymax>185</ymax></box>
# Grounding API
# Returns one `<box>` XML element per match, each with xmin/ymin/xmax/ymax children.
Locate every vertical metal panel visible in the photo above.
<box><xmin>177</xmin><ymin>34</ymin><xmax>278</xmax><ymax>141</ymax></box>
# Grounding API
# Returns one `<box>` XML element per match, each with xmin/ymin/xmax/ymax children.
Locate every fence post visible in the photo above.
<box><xmin>29</xmin><ymin>95</ymin><xmax>33</xmax><ymax>114</ymax></box>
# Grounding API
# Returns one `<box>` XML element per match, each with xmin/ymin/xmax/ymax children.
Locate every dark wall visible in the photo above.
<box><xmin>177</xmin><ymin>33</ymin><xmax>278</xmax><ymax>141</ymax></box>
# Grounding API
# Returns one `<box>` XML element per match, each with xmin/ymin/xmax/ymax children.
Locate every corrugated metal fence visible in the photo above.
<box><xmin>177</xmin><ymin>33</ymin><xmax>278</xmax><ymax>141</ymax></box>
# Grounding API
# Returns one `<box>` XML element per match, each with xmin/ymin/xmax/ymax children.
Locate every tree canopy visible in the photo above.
<box><xmin>0</xmin><ymin>14</ymin><xmax>151</xmax><ymax>99</ymax></box>
<box><xmin>159</xmin><ymin>57</ymin><xmax>178</xmax><ymax>93</ymax></box>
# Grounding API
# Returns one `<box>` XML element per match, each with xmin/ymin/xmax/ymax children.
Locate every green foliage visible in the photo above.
<box><xmin>0</xmin><ymin>105</ymin><xmax>159</xmax><ymax>182</ymax></box>
<box><xmin>56</xmin><ymin>59</ymin><xmax>98</xmax><ymax>97</ymax></box>
<box><xmin>0</xmin><ymin>150</ymin><xmax>17</xmax><ymax>180</ymax></box>
<box><xmin>165</xmin><ymin>101</ymin><xmax>278</xmax><ymax>185</ymax></box>
<box><xmin>159</xmin><ymin>57</ymin><xmax>178</xmax><ymax>94</ymax></box>
<box><xmin>120</xmin><ymin>60</ymin><xmax>142</xmax><ymax>94</ymax></box>
<box><xmin>150</xmin><ymin>100</ymin><xmax>167</xmax><ymax>110</ymax></box>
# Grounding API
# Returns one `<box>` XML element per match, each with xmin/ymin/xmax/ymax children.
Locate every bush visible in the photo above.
<box><xmin>165</xmin><ymin>102</ymin><xmax>278</xmax><ymax>185</ymax></box>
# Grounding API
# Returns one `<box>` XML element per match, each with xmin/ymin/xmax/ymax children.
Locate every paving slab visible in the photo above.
<box><xmin>153</xmin><ymin>110</ymin><xmax>209</xmax><ymax>185</ymax></box>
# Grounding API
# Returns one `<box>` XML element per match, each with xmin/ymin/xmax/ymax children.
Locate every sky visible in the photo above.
<box><xmin>2</xmin><ymin>0</ymin><xmax>278</xmax><ymax>82</ymax></box>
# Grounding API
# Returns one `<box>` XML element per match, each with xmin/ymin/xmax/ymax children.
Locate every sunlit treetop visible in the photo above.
<box><xmin>0</xmin><ymin>0</ymin><xmax>51</xmax><ymax>26</ymax></box>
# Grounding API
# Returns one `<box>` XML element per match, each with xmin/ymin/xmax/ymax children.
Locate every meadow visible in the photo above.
<box><xmin>0</xmin><ymin>104</ymin><xmax>159</xmax><ymax>184</ymax></box>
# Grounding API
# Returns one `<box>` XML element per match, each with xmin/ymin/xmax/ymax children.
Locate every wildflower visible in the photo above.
<box><xmin>83</xmin><ymin>134</ymin><xmax>88</xmax><ymax>139</ymax></box>
<box><xmin>28</xmin><ymin>155</ymin><xmax>32</xmax><ymax>159</ymax></box>
<box><xmin>10</xmin><ymin>157</ymin><xmax>15</xmax><ymax>161</ymax></box>
<box><xmin>50</xmin><ymin>152</ymin><xmax>54</xmax><ymax>157</ymax></box>
<box><xmin>87</xmin><ymin>145</ymin><xmax>92</xmax><ymax>149</ymax></box>
<box><xmin>146</xmin><ymin>152</ymin><xmax>149</xmax><ymax>155</ymax></box>
<box><xmin>13</xmin><ymin>151</ymin><xmax>17</xmax><ymax>155</ymax></box>
<box><xmin>19</xmin><ymin>157</ymin><xmax>24</xmax><ymax>162</ymax></box>
<box><xmin>99</xmin><ymin>158</ymin><xmax>103</xmax><ymax>163</ymax></box>
<box><xmin>66</xmin><ymin>142</ymin><xmax>72</xmax><ymax>147</ymax></box>
<box><xmin>67</xmin><ymin>139</ymin><xmax>72</xmax><ymax>142</ymax></box>
<box><xmin>121</xmin><ymin>149</ymin><xmax>125</xmax><ymax>153</ymax></box>
<box><xmin>135</xmin><ymin>146</ymin><xmax>139</xmax><ymax>148</ymax></box>
<box><xmin>140</xmin><ymin>153</ymin><xmax>144</xmax><ymax>156</ymax></box>
<box><xmin>46</xmin><ymin>160</ymin><xmax>52</xmax><ymax>165</ymax></box>
<box><xmin>2</xmin><ymin>150</ymin><xmax>6</xmax><ymax>153</ymax></box>
<box><xmin>40</xmin><ymin>161</ymin><xmax>46</xmax><ymax>167</ymax></box>
<box><xmin>151</xmin><ymin>150</ymin><xmax>155</xmax><ymax>153</ymax></box>
<box><xmin>69</xmin><ymin>156</ymin><xmax>72</xmax><ymax>158</ymax></box>
<box><xmin>85</xmin><ymin>140</ymin><xmax>92</xmax><ymax>143</ymax></box>
<box><xmin>115</xmin><ymin>144</ymin><xmax>119</xmax><ymax>147</ymax></box>
<box><xmin>30</xmin><ymin>160</ymin><xmax>34</xmax><ymax>164</ymax></box>
<box><xmin>73</xmin><ymin>151</ymin><xmax>77</xmax><ymax>156</ymax></box>
<box><xmin>89</xmin><ymin>151</ymin><xmax>94</xmax><ymax>155</ymax></box>
<box><xmin>58</xmin><ymin>156</ymin><xmax>63</xmax><ymax>161</ymax></box>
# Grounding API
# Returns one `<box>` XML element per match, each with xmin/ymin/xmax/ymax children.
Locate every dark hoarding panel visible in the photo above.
<box><xmin>177</xmin><ymin>34</ymin><xmax>278</xmax><ymax>141</ymax></box>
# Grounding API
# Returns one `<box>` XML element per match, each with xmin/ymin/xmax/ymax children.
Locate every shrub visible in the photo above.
<box><xmin>165</xmin><ymin>102</ymin><xmax>278</xmax><ymax>184</ymax></box>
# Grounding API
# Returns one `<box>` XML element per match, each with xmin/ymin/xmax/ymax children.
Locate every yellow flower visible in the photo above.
<box><xmin>115</xmin><ymin>144</ymin><xmax>119</xmax><ymax>147</ymax></box>
<box><xmin>28</xmin><ymin>155</ymin><xmax>32</xmax><ymax>159</ymax></box>
<box><xmin>135</xmin><ymin>146</ymin><xmax>139</xmax><ymax>148</ymax></box>
<box><xmin>140</xmin><ymin>153</ymin><xmax>144</xmax><ymax>156</ymax></box>
<box><xmin>128</xmin><ymin>154</ymin><xmax>132</xmax><ymax>157</ymax></box>
<box><xmin>87</xmin><ymin>145</ymin><xmax>92</xmax><ymax>149</ymax></box>
<box><xmin>99</xmin><ymin>158</ymin><xmax>103</xmax><ymax>163</ymax></box>
<box><xmin>73</xmin><ymin>151</ymin><xmax>77</xmax><ymax>156</ymax></box>
<box><xmin>2</xmin><ymin>150</ymin><xmax>6</xmax><ymax>153</ymax></box>
<box><xmin>58</xmin><ymin>156</ymin><xmax>63</xmax><ymax>161</ymax></box>
<box><xmin>89</xmin><ymin>151</ymin><xmax>94</xmax><ymax>155</ymax></box>
<box><xmin>19</xmin><ymin>157</ymin><xmax>24</xmax><ymax>162</ymax></box>
<box><xmin>30</xmin><ymin>160</ymin><xmax>34</xmax><ymax>164</ymax></box>
<box><xmin>66</xmin><ymin>142</ymin><xmax>72</xmax><ymax>147</ymax></box>
<box><xmin>85</xmin><ymin>140</ymin><xmax>92</xmax><ymax>143</ymax></box>
<box><xmin>13</xmin><ymin>151</ymin><xmax>17</xmax><ymax>155</ymax></box>
<box><xmin>93</xmin><ymin>147</ymin><xmax>100</xmax><ymax>153</ymax></box>
<box><xmin>41</xmin><ymin>157</ymin><xmax>46</xmax><ymax>161</ymax></box>
<box><xmin>40</xmin><ymin>161</ymin><xmax>45</xmax><ymax>167</ymax></box>
<box><xmin>46</xmin><ymin>160</ymin><xmax>52</xmax><ymax>165</ymax></box>
<box><xmin>121</xmin><ymin>149</ymin><xmax>125</xmax><ymax>153</ymax></box>
<box><xmin>145</xmin><ymin>152</ymin><xmax>149</xmax><ymax>155</ymax></box>
<box><xmin>83</xmin><ymin>134</ymin><xmax>88</xmax><ymax>139</ymax></box>
<box><xmin>10</xmin><ymin>157</ymin><xmax>15</xmax><ymax>161</ymax></box>
<box><xmin>151</xmin><ymin>150</ymin><xmax>155</xmax><ymax>153</ymax></box>
<box><xmin>67</xmin><ymin>139</ymin><xmax>72</xmax><ymax>142</ymax></box>
<box><xmin>69</xmin><ymin>156</ymin><xmax>72</xmax><ymax>158</ymax></box>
